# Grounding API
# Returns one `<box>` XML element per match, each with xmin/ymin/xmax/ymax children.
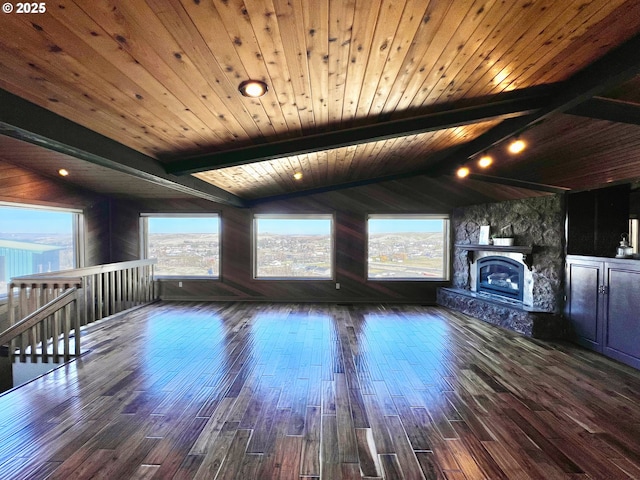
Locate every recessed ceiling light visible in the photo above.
<box><xmin>58</xmin><ymin>168</ymin><xmax>69</xmax><ymax>177</ymax></box>
<box><xmin>456</xmin><ymin>167</ymin><xmax>470</xmax><ymax>178</ymax></box>
<box><xmin>508</xmin><ymin>139</ymin><xmax>526</xmax><ymax>154</ymax></box>
<box><xmin>478</xmin><ymin>155</ymin><xmax>493</xmax><ymax>168</ymax></box>
<box><xmin>238</xmin><ymin>80</ymin><xmax>268</xmax><ymax>98</ymax></box>
<box><xmin>293</xmin><ymin>172</ymin><xmax>303</xmax><ymax>180</ymax></box>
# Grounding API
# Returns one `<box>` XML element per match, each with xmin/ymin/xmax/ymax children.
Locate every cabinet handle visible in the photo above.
<box><xmin>598</xmin><ymin>285</ymin><xmax>608</xmax><ymax>295</ymax></box>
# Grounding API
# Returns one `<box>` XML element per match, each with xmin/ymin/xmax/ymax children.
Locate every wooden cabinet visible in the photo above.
<box><xmin>566</xmin><ymin>255</ymin><xmax>640</xmax><ymax>369</ymax></box>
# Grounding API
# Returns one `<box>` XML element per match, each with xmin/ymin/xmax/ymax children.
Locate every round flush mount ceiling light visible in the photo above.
<box><xmin>456</xmin><ymin>166</ymin><xmax>470</xmax><ymax>178</ymax></box>
<box><xmin>293</xmin><ymin>172</ymin><xmax>303</xmax><ymax>180</ymax></box>
<box><xmin>508</xmin><ymin>138</ymin><xmax>526</xmax><ymax>154</ymax></box>
<box><xmin>238</xmin><ymin>80</ymin><xmax>268</xmax><ymax>98</ymax></box>
<box><xmin>58</xmin><ymin>168</ymin><xmax>69</xmax><ymax>177</ymax></box>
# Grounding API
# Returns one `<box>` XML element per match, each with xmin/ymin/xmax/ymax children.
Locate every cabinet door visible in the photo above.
<box><xmin>604</xmin><ymin>263</ymin><xmax>640</xmax><ymax>369</ymax></box>
<box><xmin>566</xmin><ymin>259</ymin><xmax>603</xmax><ymax>351</ymax></box>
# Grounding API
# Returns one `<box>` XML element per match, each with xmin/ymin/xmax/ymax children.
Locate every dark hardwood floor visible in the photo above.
<box><xmin>1</xmin><ymin>302</ymin><xmax>639</xmax><ymax>479</ymax></box>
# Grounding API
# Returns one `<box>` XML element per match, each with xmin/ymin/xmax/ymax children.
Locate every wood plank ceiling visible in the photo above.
<box><xmin>2</xmin><ymin>0</ymin><xmax>640</xmax><ymax>203</ymax></box>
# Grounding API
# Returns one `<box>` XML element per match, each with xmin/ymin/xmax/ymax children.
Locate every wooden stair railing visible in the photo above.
<box><xmin>0</xmin><ymin>285</ymin><xmax>81</xmax><ymax>363</ymax></box>
<box><xmin>6</xmin><ymin>260</ymin><xmax>158</xmax><ymax>357</ymax></box>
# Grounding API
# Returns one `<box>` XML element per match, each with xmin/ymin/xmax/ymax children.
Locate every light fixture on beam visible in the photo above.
<box><xmin>238</xmin><ymin>80</ymin><xmax>268</xmax><ymax>98</ymax></box>
<box><xmin>58</xmin><ymin>168</ymin><xmax>69</xmax><ymax>177</ymax></box>
<box><xmin>508</xmin><ymin>138</ymin><xmax>526</xmax><ymax>154</ymax></box>
<box><xmin>477</xmin><ymin>155</ymin><xmax>493</xmax><ymax>168</ymax></box>
<box><xmin>293</xmin><ymin>171</ymin><xmax>303</xmax><ymax>180</ymax></box>
<box><xmin>456</xmin><ymin>166</ymin><xmax>470</xmax><ymax>178</ymax></box>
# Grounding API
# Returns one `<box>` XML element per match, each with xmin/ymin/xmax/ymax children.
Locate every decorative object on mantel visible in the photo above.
<box><xmin>493</xmin><ymin>237</ymin><xmax>515</xmax><ymax>246</ymax></box>
<box><xmin>616</xmin><ymin>233</ymin><xmax>634</xmax><ymax>258</ymax></box>
<box><xmin>455</xmin><ymin>243</ymin><xmax>534</xmax><ymax>270</ymax></box>
<box><xmin>478</xmin><ymin>225</ymin><xmax>491</xmax><ymax>245</ymax></box>
<box><xmin>491</xmin><ymin>224</ymin><xmax>514</xmax><ymax>246</ymax></box>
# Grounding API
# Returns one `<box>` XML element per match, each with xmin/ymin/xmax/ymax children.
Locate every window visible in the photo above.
<box><xmin>141</xmin><ymin>214</ymin><xmax>220</xmax><ymax>277</ymax></box>
<box><xmin>0</xmin><ymin>203</ymin><xmax>81</xmax><ymax>295</ymax></box>
<box><xmin>367</xmin><ymin>214</ymin><xmax>449</xmax><ymax>280</ymax></box>
<box><xmin>254</xmin><ymin>214</ymin><xmax>333</xmax><ymax>279</ymax></box>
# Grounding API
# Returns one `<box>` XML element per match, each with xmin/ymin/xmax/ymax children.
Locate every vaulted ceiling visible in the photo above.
<box><xmin>2</xmin><ymin>0</ymin><xmax>640</xmax><ymax>207</ymax></box>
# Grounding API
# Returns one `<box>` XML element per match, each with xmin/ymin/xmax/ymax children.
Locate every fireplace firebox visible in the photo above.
<box><xmin>476</xmin><ymin>256</ymin><xmax>524</xmax><ymax>301</ymax></box>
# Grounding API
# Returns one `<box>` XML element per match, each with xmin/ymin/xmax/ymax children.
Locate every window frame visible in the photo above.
<box><xmin>253</xmin><ymin>213</ymin><xmax>335</xmax><ymax>280</ymax></box>
<box><xmin>366</xmin><ymin>214</ymin><xmax>450</xmax><ymax>281</ymax></box>
<box><xmin>140</xmin><ymin>213</ymin><xmax>222</xmax><ymax>279</ymax></box>
<box><xmin>0</xmin><ymin>202</ymin><xmax>83</xmax><ymax>298</ymax></box>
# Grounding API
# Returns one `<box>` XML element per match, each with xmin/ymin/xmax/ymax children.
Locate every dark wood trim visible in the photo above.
<box><xmin>0</xmin><ymin>90</ymin><xmax>247</xmax><ymax>208</ymax></box>
<box><xmin>566</xmin><ymin>96</ymin><xmax>640</xmax><ymax>125</ymax></box>
<box><xmin>166</xmin><ymin>87</ymin><xmax>555</xmax><ymax>175</ymax></box>
<box><xmin>467</xmin><ymin>173</ymin><xmax>570</xmax><ymax>193</ymax></box>
<box><xmin>454</xmin><ymin>244</ymin><xmax>533</xmax><ymax>254</ymax></box>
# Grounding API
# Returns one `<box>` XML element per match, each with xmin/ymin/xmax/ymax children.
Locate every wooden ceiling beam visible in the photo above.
<box><xmin>0</xmin><ymin>90</ymin><xmax>246</xmax><ymax>208</ymax></box>
<box><xmin>247</xmin><ymin>163</ymin><xmax>567</xmax><ymax>206</ymax></box>
<box><xmin>431</xmin><ymin>33</ymin><xmax>640</xmax><ymax>175</ymax></box>
<box><xmin>166</xmin><ymin>86</ymin><xmax>556</xmax><ymax>176</ymax></box>
<box><xmin>566</xmin><ymin>97</ymin><xmax>640</xmax><ymax>125</ymax></box>
<box><xmin>466</xmin><ymin>174</ymin><xmax>570</xmax><ymax>194</ymax></box>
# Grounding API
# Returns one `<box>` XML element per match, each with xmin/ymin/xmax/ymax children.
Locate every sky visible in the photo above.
<box><xmin>148</xmin><ymin>217</ymin><xmax>220</xmax><ymax>234</ymax></box>
<box><xmin>257</xmin><ymin>218</ymin><xmax>444</xmax><ymax>235</ymax></box>
<box><xmin>0</xmin><ymin>207</ymin><xmax>73</xmax><ymax>234</ymax></box>
<box><xmin>257</xmin><ymin>218</ymin><xmax>332</xmax><ymax>235</ymax></box>
<box><xmin>368</xmin><ymin>218</ymin><xmax>444</xmax><ymax>234</ymax></box>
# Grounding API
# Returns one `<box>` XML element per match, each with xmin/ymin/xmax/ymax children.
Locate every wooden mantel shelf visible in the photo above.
<box><xmin>455</xmin><ymin>244</ymin><xmax>534</xmax><ymax>270</ymax></box>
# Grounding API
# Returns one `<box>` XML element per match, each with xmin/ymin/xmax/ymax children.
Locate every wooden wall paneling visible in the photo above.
<box><xmin>0</xmin><ymin>10</ymin><xmax>206</xmax><ymax>154</ymax></box>
<box><xmin>491</xmin><ymin>115</ymin><xmax>640</xmax><ymax>190</ymax></box>
<box><xmin>178</xmin><ymin>0</ymin><xmax>277</xmax><ymax>139</ymax></box>
<box><xmin>366</xmin><ymin>0</ymin><xmax>432</xmax><ymax>118</ymax></box>
<box><xmin>1</xmin><ymin>0</ymin><xmax>640</xmax><ymax>202</ymax></box>
<box><xmin>78</xmin><ymin>0</ymin><xmax>243</xmax><ymax>145</ymax></box>
<box><xmin>391</xmin><ymin>1</ymin><xmax>474</xmax><ymax>113</ymax></box>
<box><xmin>341</xmin><ymin>0</ymin><xmax>384</xmax><ymax>123</ymax></box>
<box><xmin>464</xmin><ymin>0</ymin><xmax>589</xmax><ymax>96</ymax></box>
<box><xmin>505</xmin><ymin>0</ymin><xmax>639</xmax><ymax>90</ymax></box>
<box><xmin>213</xmin><ymin>0</ymin><xmax>293</xmax><ymax>134</ymax></box>
<box><xmin>108</xmin><ymin>174</ymin><xmax>548</xmax><ymax>304</ymax></box>
<box><xmin>327</xmin><ymin>0</ymin><xmax>356</xmax><ymax>126</ymax></box>
<box><xmin>109</xmin><ymin>200</ymin><xmax>143</xmax><ymax>263</ymax></box>
<box><xmin>425</xmin><ymin>0</ymin><xmax>522</xmax><ymax>106</ymax></box>
<box><xmin>142</xmin><ymin>0</ymin><xmax>256</xmax><ymax>142</ymax></box>
<box><xmin>0</xmin><ymin>159</ymin><xmax>102</xmax><ymax>210</ymax></box>
<box><xmin>84</xmin><ymin>200</ymin><xmax>111</xmax><ymax>266</ymax></box>
<box><xmin>0</xmin><ymin>49</ymin><xmax>177</xmax><ymax>156</ymax></box>
<box><xmin>268</xmin><ymin>0</ymin><xmax>315</xmax><ymax>131</ymax></box>
<box><xmin>303</xmin><ymin>0</ymin><xmax>330</xmax><ymax>128</ymax></box>
<box><xmin>412</xmin><ymin>0</ymin><xmax>498</xmax><ymax>107</ymax></box>
<box><xmin>380</xmin><ymin>0</ymin><xmax>453</xmax><ymax>115</ymax></box>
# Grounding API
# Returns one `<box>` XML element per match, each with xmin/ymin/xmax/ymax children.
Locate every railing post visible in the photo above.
<box><xmin>8</xmin><ymin>282</ymin><xmax>15</xmax><ymax>362</ymax></box>
<box><xmin>73</xmin><ymin>298</ymin><xmax>81</xmax><ymax>358</ymax></box>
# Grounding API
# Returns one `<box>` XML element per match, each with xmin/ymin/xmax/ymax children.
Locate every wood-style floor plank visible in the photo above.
<box><xmin>0</xmin><ymin>302</ymin><xmax>639</xmax><ymax>479</ymax></box>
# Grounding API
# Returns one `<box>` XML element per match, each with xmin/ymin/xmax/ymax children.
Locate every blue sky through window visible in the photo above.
<box><xmin>368</xmin><ymin>218</ymin><xmax>443</xmax><ymax>234</ymax></box>
<box><xmin>0</xmin><ymin>207</ymin><xmax>73</xmax><ymax>234</ymax></box>
<box><xmin>257</xmin><ymin>218</ymin><xmax>331</xmax><ymax>235</ymax></box>
<box><xmin>148</xmin><ymin>217</ymin><xmax>219</xmax><ymax>234</ymax></box>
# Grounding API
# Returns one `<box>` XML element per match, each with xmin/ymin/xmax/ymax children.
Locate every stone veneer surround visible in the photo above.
<box><xmin>439</xmin><ymin>195</ymin><xmax>568</xmax><ymax>338</ymax></box>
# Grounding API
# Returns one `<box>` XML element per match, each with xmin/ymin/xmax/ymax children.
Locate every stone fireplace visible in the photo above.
<box><xmin>437</xmin><ymin>195</ymin><xmax>569</xmax><ymax>339</ymax></box>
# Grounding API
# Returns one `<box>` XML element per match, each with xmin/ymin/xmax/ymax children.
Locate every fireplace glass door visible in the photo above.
<box><xmin>476</xmin><ymin>256</ymin><xmax>524</xmax><ymax>301</ymax></box>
